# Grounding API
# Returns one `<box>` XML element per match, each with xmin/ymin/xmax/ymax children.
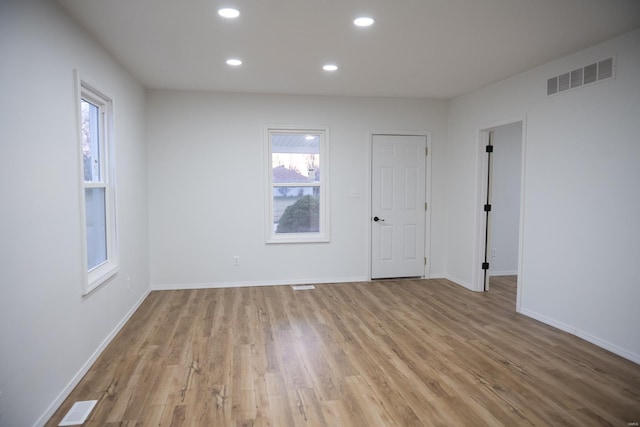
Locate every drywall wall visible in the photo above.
<box><xmin>147</xmin><ymin>92</ymin><xmax>448</xmax><ymax>287</ymax></box>
<box><xmin>446</xmin><ymin>28</ymin><xmax>640</xmax><ymax>361</ymax></box>
<box><xmin>490</xmin><ymin>122</ymin><xmax>522</xmax><ymax>275</ymax></box>
<box><xmin>0</xmin><ymin>1</ymin><xmax>149</xmax><ymax>425</ymax></box>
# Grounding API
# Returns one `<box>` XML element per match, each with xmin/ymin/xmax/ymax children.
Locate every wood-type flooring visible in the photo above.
<box><xmin>46</xmin><ymin>276</ymin><xmax>640</xmax><ymax>426</ymax></box>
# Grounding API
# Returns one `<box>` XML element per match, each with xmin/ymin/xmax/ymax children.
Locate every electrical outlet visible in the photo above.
<box><xmin>233</xmin><ymin>256</ymin><xmax>240</xmax><ymax>266</ymax></box>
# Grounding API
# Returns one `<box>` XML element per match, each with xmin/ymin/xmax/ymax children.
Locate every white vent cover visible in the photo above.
<box><xmin>547</xmin><ymin>56</ymin><xmax>615</xmax><ymax>96</ymax></box>
<box><xmin>292</xmin><ymin>285</ymin><xmax>315</xmax><ymax>290</ymax></box>
<box><xmin>59</xmin><ymin>400</ymin><xmax>97</xmax><ymax>426</ymax></box>
<box><xmin>598</xmin><ymin>58</ymin><xmax>613</xmax><ymax>80</ymax></box>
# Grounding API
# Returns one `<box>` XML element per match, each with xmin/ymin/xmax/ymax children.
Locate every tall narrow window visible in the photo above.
<box><xmin>266</xmin><ymin>127</ymin><xmax>330</xmax><ymax>243</ymax></box>
<box><xmin>77</xmin><ymin>75</ymin><xmax>118</xmax><ymax>293</ymax></box>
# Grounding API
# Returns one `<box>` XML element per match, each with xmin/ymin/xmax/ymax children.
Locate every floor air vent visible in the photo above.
<box><xmin>547</xmin><ymin>56</ymin><xmax>614</xmax><ymax>96</ymax></box>
<box><xmin>59</xmin><ymin>400</ymin><xmax>98</xmax><ymax>426</ymax></box>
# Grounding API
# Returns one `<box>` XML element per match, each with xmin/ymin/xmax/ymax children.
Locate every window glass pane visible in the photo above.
<box><xmin>273</xmin><ymin>188</ymin><xmax>320</xmax><ymax>233</ymax></box>
<box><xmin>272</xmin><ymin>133</ymin><xmax>320</xmax><ymax>184</ymax></box>
<box><xmin>81</xmin><ymin>99</ymin><xmax>101</xmax><ymax>182</ymax></box>
<box><xmin>85</xmin><ymin>187</ymin><xmax>107</xmax><ymax>270</ymax></box>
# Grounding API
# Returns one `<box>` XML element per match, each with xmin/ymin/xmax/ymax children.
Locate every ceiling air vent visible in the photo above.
<box><xmin>546</xmin><ymin>56</ymin><xmax>615</xmax><ymax>96</ymax></box>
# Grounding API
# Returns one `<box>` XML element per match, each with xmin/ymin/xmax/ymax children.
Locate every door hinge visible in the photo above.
<box><xmin>425</xmin><ymin>147</ymin><xmax>428</xmax><ymax>156</ymax></box>
<box><xmin>484</xmin><ymin>204</ymin><xmax>491</xmax><ymax>212</ymax></box>
<box><xmin>482</xmin><ymin>262</ymin><xmax>490</xmax><ymax>270</ymax></box>
<box><xmin>425</xmin><ymin>202</ymin><xmax>428</xmax><ymax>211</ymax></box>
<box><xmin>424</xmin><ymin>257</ymin><xmax>427</xmax><ymax>266</ymax></box>
<box><xmin>485</xmin><ymin>145</ymin><xmax>493</xmax><ymax>153</ymax></box>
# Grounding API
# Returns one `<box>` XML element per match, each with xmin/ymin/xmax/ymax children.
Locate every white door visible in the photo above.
<box><xmin>371</xmin><ymin>135</ymin><xmax>426</xmax><ymax>279</ymax></box>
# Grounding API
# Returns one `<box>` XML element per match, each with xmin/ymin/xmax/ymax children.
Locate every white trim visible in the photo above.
<box><xmin>489</xmin><ymin>270</ymin><xmax>518</xmax><ymax>276</ymax></box>
<box><xmin>424</xmin><ymin>134</ymin><xmax>433</xmax><ymax>279</ymax></box>
<box><xmin>515</xmin><ymin>119</ymin><xmax>527</xmax><ymax>314</ymax></box>
<box><xmin>364</xmin><ymin>131</ymin><xmax>373</xmax><ymax>279</ymax></box>
<box><xmin>519</xmin><ymin>308</ymin><xmax>640</xmax><ymax>365</ymax></box>
<box><xmin>75</xmin><ymin>70</ymin><xmax>119</xmax><ymax>295</ymax></box>
<box><xmin>151</xmin><ymin>276</ymin><xmax>369</xmax><ymax>291</ymax></box>
<box><xmin>264</xmin><ymin>125</ymin><xmax>331</xmax><ymax>244</ymax></box>
<box><xmin>368</xmin><ymin>129</ymin><xmax>432</xmax><ymax>280</ymax></box>
<box><xmin>33</xmin><ymin>288</ymin><xmax>151</xmax><ymax>427</ymax></box>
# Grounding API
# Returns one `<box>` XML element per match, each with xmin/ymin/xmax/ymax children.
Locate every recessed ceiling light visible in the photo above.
<box><xmin>323</xmin><ymin>64</ymin><xmax>338</xmax><ymax>71</ymax></box>
<box><xmin>218</xmin><ymin>8</ymin><xmax>240</xmax><ymax>18</ymax></box>
<box><xmin>354</xmin><ymin>17</ymin><xmax>374</xmax><ymax>27</ymax></box>
<box><xmin>226</xmin><ymin>59</ymin><xmax>242</xmax><ymax>66</ymax></box>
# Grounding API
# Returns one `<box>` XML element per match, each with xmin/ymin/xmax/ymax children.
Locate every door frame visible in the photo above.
<box><xmin>473</xmin><ymin>116</ymin><xmax>526</xmax><ymax>312</ymax></box>
<box><xmin>368</xmin><ymin>130</ymin><xmax>432</xmax><ymax>280</ymax></box>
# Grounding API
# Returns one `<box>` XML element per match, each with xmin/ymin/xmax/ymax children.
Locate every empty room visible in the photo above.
<box><xmin>1</xmin><ymin>0</ymin><xmax>640</xmax><ymax>425</ymax></box>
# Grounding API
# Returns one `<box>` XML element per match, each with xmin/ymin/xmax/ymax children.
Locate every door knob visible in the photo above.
<box><xmin>373</xmin><ymin>216</ymin><xmax>385</xmax><ymax>222</ymax></box>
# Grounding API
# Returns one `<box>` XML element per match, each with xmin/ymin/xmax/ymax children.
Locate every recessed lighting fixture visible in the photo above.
<box><xmin>226</xmin><ymin>59</ymin><xmax>242</xmax><ymax>66</ymax></box>
<box><xmin>323</xmin><ymin>64</ymin><xmax>338</xmax><ymax>71</ymax></box>
<box><xmin>354</xmin><ymin>17</ymin><xmax>374</xmax><ymax>27</ymax></box>
<box><xmin>218</xmin><ymin>8</ymin><xmax>240</xmax><ymax>18</ymax></box>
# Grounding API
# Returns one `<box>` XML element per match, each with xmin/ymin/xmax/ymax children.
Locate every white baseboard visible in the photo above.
<box><xmin>34</xmin><ymin>288</ymin><xmax>151</xmax><ymax>427</ymax></box>
<box><xmin>442</xmin><ymin>274</ymin><xmax>476</xmax><ymax>291</ymax></box>
<box><xmin>490</xmin><ymin>270</ymin><xmax>518</xmax><ymax>276</ymax></box>
<box><xmin>151</xmin><ymin>276</ymin><xmax>370</xmax><ymax>291</ymax></box>
<box><xmin>519</xmin><ymin>308</ymin><xmax>640</xmax><ymax>365</ymax></box>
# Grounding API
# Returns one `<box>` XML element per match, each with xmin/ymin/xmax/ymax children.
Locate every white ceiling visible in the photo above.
<box><xmin>56</xmin><ymin>0</ymin><xmax>640</xmax><ymax>99</ymax></box>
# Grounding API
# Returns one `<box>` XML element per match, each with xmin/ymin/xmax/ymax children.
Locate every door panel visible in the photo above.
<box><xmin>381</xmin><ymin>226</ymin><xmax>393</xmax><ymax>260</ymax></box>
<box><xmin>371</xmin><ymin>135</ymin><xmax>426</xmax><ymax>279</ymax></box>
<box><xmin>381</xmin><ymin>167</ymin><xmax>394</xmax><ymax>209</ymax></box>
<box><xmin>404</xmin><ymin>225</ymin><xmax>417</xmax><ymax>259</ymax></box>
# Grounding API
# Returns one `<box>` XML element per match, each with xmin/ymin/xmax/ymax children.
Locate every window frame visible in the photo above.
<box><xmin>75</xmin><ymin>71</ymin><xmax>118</xmax><ymax>295</ymax></box>
<box><xmin>265</xmin><ymin>125</ymin><xmax>330</xmax><ymax>244</ymax></box>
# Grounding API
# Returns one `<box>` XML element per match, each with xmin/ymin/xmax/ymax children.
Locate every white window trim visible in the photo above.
<box><xmin>265</xmin><ymin>125</ymin><xmax>330</xmax><ymax>244</ymax></box>
<box><xmin>74</xmin><ymin>70</ymin><xmax>119</xmax><ymax>295</ymax></box>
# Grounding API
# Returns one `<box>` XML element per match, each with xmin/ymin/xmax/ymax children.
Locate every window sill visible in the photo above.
<box><xmin>84</xmin><ymin>263</ymin><xmax>119</xmax><ymax>295</ymax></box>
<box><xmin>266</xmin><ymin>233</ymin><xmax>330</xmax><ymax>244</ymax></box>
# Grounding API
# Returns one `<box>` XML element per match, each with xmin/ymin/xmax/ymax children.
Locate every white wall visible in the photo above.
<box><xmin>1</xmin><ymin>2</ymin><xmax>637</xmax><ymax>424</ymax></box>
<box><xmin>147</xmin><ymin>92</ymin><xmax>448</xmax><ymax>288</ymax></box>
<box><xmin>490</xmin><ymin>122</ymin><xmax>522</xmax><ymax>275</ymax></box>
<box><xmin>446</xmin><ymin>29</ymin><xmax>640</xmax><ymax>362</ymax></box>
<box><xmin>0</xmin><ymin>1</ymin><xmax>149</xmax><ymax>426</ymax></box>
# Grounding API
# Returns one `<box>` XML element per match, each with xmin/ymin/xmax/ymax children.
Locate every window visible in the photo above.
<box><xmin>76</xmin><ymin>74</ymin><xmax>118</xmax><ymax>294</ymax></box>
<box><xmin>266</xmin><ymin>127</ymin><xmax>330</xmax><ymax>243</ymax></box>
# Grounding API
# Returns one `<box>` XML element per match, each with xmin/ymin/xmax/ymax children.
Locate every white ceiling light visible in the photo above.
<box><xmin>354</xmin><ymin>17</ymin><xmax>374</xmax><ymax>27</ymax></box>
<box><xmin>323</xmin><ymin>64</ymin><xmax>338</xmax><ymax>71</ymax></box>
<box><xmin>305</xmin><ymin>135</ymin><xmax>315</xmax><ymax>140</ymax></box>
<box><xmin>218</xmin><ymin>8</ymin><xmax>240</xmax><ymax>18</ymax></box>
<box><xmin>226</xmin><ymin>59</ymin><xmax>242</xmax><ymax>66</ymax></box>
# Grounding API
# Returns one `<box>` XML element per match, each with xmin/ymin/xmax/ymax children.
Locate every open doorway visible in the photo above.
<box><xmin>475</xmin><ymin>120</ymin><xmax>525</xmax><ymax>310</ymax></box>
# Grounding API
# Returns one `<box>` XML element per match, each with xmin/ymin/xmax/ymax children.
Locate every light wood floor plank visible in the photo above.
<box><xmin>46</xmin><ymin>276</ymin><xmax>640</xmax><ymax>426</ymax></box>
